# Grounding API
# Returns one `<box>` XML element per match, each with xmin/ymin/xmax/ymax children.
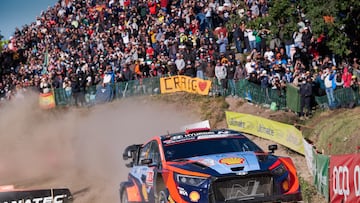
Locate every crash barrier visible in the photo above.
<box><xmin>303</xmin><ymin>139</ymin><xmax>360</xmax><ymax>203</ymax></box>
<box><xmin>51</xmin><ymin>77</ymin><xmax>288</xmax><ymax>109</ymax></box>
<box><xmin>53</xmin><ymin>77</ymin><xmax>161</xmax><ymax>106</ymax></box>
<box><xmin>286</xmin><ymin>84</ymin><xmax>301</xmax><ymax>113</ymax></box>
<box><xmin>51</xmin><ymin>76</ymin><xmax>358</xmax><ymax>112</ymax></box>
<box><xmin>233</xmin><ymin>79</ymin><xmax>287</xmax><ymax>110</ymax></box>
<box><xmin>225</xmin><ymin>111</ymin><xmax>305</xmax><ymax>155</ymax></box>
<box><xmin>315</xmin><ymin>87</ymin><xmax>360</xmax><ymax>109</ymax></box>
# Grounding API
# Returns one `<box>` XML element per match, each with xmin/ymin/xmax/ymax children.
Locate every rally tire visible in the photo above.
<box><xmin>121</xmin><ymin>190</ymin><xmax>128</xmax><ymax>203</ymax></box>
<box><xmin>158</xmin><ymin>190</ymin><xmax>168</xmax><ymax>203</ymax></box>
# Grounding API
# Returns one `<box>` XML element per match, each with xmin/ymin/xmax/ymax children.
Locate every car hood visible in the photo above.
<box><xmin>169</xmin><ymin>151</ymin><xmax>272</xmax><ymax>176</ymax></box>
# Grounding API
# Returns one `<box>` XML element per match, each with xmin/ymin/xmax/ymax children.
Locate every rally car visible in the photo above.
<box><xmin>119</xmin><ymin>128</ymin><xmax>302</xmax><ymax>203</ymax></box>
<box><xmin>0</xmin><ymin>185</ymin><xmax>73</xmax><ymax>202</ymax></box>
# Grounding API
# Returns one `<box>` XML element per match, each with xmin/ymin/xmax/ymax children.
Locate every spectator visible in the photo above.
<box><xmin>175</xmin><ymin>54</ymin><xmax>185</xmax><ymax>75</ymax></box>
<box><xmin>39</xmin><ymin>77</ymin><xmax>51</xmax><ymax>94</ymax></box>
<box><xmin>226</xmin><ymin>59</ymin><xmax>236</xmax><ymax>96</ymax></box>
<box><xmin>0</xmin><ymin>0</ymin><xmax>356</xmax><ymax>112</ymax></box>
<box><xmin>184</xmin><ymin>61</ymin><xmax>196</xmax><ymax>77</ymax></box>
<box><xmin>215</xmin><ymin>59</ymin><xmax>227</xmax><ymax>95</ymax></box>
<box><xmin>299</xmin><ymin>77</ymin><xmax>313</xmax><ymax>119</ymax></box>
<box><xmin>323</xmin><ymin>67</ymin><xmax>336</xmax><ymax>108</ymax></box>
<box><xmin>216</xmin><ymin>32</ymin><xmax>228</xmax><ymax>54</ymax></box>
<box><xmin>342</xmin><ymin>66</ymin><xmax>352</xmax><ymax>88</ymax></box>
<box><xmin>63</xmin><ymin>77</ymin><xmax>72</xmax><ymax>98</ymax></box>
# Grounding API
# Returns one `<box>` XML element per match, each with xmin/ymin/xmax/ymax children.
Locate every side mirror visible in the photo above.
<box><xmin>268</xmin><ymin>144</ymin><xmax>278</xmax><ymax>154</ymax></box>
<box><xmin>123</xmin><ymin>150</ymin><xmax>132</xmax><ymax>160</ymax></box>
<box><xmin>123</xmin><ymin>144</ymin><xmax>142</xmax><ymax>161</ymax></box>
<box><xmin>140</xmin><ymin>158</ymin><xmax>153</xmax><ymax>165</ymax></box>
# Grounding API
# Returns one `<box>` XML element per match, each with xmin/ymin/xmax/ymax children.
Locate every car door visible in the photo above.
<box><xmin>129</xmin><ymin>140</ymin><xmax>161</xmax><ymax>202</ymax></box>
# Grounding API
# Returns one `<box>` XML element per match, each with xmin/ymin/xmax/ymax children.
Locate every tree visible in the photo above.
<box><xmin>226</xmin><ymin>0</ymin><xmax>360</xmax><ymax>59</ymax></box>
<box><xmin>301</xmin><ymin>0</ymin><xmax>360</xmax><ymax>58</ymax></box>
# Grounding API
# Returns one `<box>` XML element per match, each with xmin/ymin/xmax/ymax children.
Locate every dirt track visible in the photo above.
<box><xmin>0</xmin><ymin>94</ymin><xmax>198</xmax><ymax>202</ymax></box>
<box><xmin>0</xmin><ymin>94</ymin><xmax>313</xmax><ymax>202</ymax></box>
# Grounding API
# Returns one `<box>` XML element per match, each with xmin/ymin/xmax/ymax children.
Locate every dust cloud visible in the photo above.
<box><xmin>0</xmin><ymin>92</ymin><xmax>199</xmax><ymax>202</ymax></box>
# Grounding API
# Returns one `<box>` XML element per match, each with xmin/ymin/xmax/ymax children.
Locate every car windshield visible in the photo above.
<box><xmin>163</xmin><ymin>137</ymin><xmax>263</xmax><ymax>161</ymax></box>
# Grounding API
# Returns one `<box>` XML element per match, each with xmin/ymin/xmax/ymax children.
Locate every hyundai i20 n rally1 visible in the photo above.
<box><xmin>119</xmin><ymin>128</ymin><xmax>302</xmax><ymax>203</ymax></box>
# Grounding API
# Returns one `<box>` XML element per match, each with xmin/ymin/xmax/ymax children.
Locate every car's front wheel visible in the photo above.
<box><xmin>158</xmin><ymin>190</ymin><xmax>168</xmax><ymax>203</ymax></box>
<box><xmin>121</xmin><ymin>191</ymin><xmax>128</xmax><ymax>203</ymax></box>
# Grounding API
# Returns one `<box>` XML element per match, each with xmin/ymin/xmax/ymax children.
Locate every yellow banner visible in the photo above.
<box><xmin>160</xmin><ymin>75</ymin><xmax>212</xmax><ymax>95</ymax></box>
<box><xmin>226</xmin><ymin>111</ymin><xmax>304</xmax><ymax>155</ymax></box>
<box><xmin>39</xmin><ymin>92</ymin><xmax>56</xmax><ymax>109</ymax></box>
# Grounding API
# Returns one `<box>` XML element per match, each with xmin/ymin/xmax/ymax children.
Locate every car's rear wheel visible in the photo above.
<box><xmin>121</xmin><ymin>191</ymin><xmax>128</xmax><ymax>203</ymax></box>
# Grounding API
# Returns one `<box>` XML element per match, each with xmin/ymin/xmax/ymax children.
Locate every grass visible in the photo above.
<box><xmin>299</xmin><ymin>176</ymin><xmax>319</xmax><ymax>203</ymax></box>
<box><xmin>302</xmin><ymin>107</ymin><xmax>360</xmax><ymax>155</ymax></box>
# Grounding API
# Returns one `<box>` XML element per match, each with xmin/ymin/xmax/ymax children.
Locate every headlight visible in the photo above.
<box><xmin>175</xmin><ymin>173</ymin><xmax>207</xmax><ymax>187</ymax></box>
<box><xmin>271</xmin><ymin>163</ymin><xmax>287</xmax><ymax>176</ymax></box>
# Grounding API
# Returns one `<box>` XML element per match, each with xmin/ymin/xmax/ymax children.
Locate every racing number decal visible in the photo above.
<box><xmin>146</xmin><ymin>171</ymin><xmax>154</xmax><ymax>186</ymax></box>
<box><xmin>142</xmin><ymin>170</ymin><xmax>155</xmax><ymax>202</ymax></box>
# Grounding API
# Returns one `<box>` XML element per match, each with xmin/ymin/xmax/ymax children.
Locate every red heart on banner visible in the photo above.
<box><xmin>198</xmin><ymin>82</ymin><xmax>207</xmax><ymax>91</ymax></box>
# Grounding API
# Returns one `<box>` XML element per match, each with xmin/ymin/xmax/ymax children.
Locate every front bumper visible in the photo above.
<box><xmin>213</xmin><ymin>192</ymin><xmax>302</xmax><ymax>203</ymax></box>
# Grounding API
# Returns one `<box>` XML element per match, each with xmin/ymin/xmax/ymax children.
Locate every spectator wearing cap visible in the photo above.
<box><xmin>184</xmin><ymin>60</ymin><xmax>196</xmax><ymax>78</ymax></box>
<box><xmin>301</xmin><ymin>27</ymin><xmax>312</xmax><ymax>49</ymax></box>
<box><xmin>299</xmin><ymin>76</ymin><xmax>313</xmax><ymax>119</ymax></box>
<box><xmin>260</xmin><ymin>69</ymin><xmax>270</xmax><ymax>102</ymax></box>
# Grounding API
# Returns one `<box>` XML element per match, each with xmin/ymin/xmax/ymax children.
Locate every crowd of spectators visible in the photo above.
<box><xmin>0</xmin><ymin>0</ymin><xmax>359</xmax><ymax>115</ymax></box>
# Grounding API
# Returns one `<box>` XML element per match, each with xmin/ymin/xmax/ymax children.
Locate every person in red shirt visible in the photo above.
<box><xmin>148</xmin><ymin>0</ymin><xmax>157</xmax><ymax>16</ymax></box>
<box><xmin>146</xmin><ymin>43</ymin><xmax>155</xmax><ymax>59</ymax></box>
<box><xmin>342</xmin><ymin>66</ymin><xmax>352</xmax><ymax>88</ymax></box>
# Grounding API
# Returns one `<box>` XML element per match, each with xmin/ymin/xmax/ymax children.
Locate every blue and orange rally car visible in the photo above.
<box><xmin>119</xmin><ymin>128</ymin><xmax>302</xmax><ymax>203</ymax></box>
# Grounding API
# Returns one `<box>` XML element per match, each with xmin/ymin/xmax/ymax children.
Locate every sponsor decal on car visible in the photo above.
<box><xmin>189</xmin><ymin>191</ymin><xmax>200</xmax><ymax>202</ymax></box>
<box><xmin>177</xmin><ymin>187</ymin><xmax>188</xmax><ymax>196</ymax></box>
<box><xmin>219</xmin><ymin>157</ymin><xmax>245</xmax><ymax>165</ymax></box>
